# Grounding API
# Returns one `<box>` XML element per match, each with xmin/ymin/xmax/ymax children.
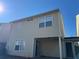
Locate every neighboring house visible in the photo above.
<box><xmin>76</xmin><ymin>14</ymin><xmax>79</xmax><ymax>36</ymax></box>
<box><xmin>63</xmin><ymin>14</ymin><xmax>79</xmax><ymax>59</ymax></box>
<box><xmin>6</xmin><ymin>9</ymin><xmax>66</xmax><ymax>58</ymax></box>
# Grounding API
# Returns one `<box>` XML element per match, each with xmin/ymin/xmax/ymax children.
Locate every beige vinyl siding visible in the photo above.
<box><xmin>6</xmin><ymin>10</ymin><xmax>64</xmax><ymax>57</ymax></box>
<box><xmin>34</xmin><ymin>11</ymin><xmax>63</xmax><ymax>38</ymax></box>
<box><xmin>0</xmin><ymin>23</ymin><xmax>11</xmax><ymax>43</ymax></box>
<box><xmin>7</xmin><ymin>21</ymin><xmax>35</xmax><ymax>57</ymax></box>
<box><xmin>39</xmin><ymin>39</ymin><xmax>59</xmax><ymax>57</ymax></box>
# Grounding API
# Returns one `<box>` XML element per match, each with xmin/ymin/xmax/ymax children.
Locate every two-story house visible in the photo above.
<box><xmin>2</xmin><ymin>9</ymin><xmax>79</xmax><ymax>59</ymax></box>
<box><xmin>5</xmin><ymin>9</ymin><xmax>66</xmax><ymax>59</ymax></box>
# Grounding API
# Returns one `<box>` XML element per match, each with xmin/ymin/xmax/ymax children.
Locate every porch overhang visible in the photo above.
<box><xmin>64</xmin><ymin>37</ymin><xmax>79</xmax><ymax>42</ymax></box>
<box><xmin>35</xmin><ymin>37</ymin><xmax>59</xmax><ymax>40</ymax></box>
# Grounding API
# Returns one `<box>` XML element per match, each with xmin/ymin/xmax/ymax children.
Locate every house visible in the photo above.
<box><xmin>4</xmin><ymin>9</ymin><xmax>66</xmax><ymax>59</ymax></box>
<box><xmin>0</xmin><ymin>9</ymin><xmax>79</xmax><ymax>59</ymax></box>
<box><xmin>62</xmin><ymin>14</ymin><xmax>79</xmax><ymax>59</ymax></box>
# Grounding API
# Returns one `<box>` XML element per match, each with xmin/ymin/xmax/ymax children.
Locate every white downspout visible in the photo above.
<box><xmin>59</xmin><ymin>37</ymin><xmax>62</xmax><ymax>59</ymax></box>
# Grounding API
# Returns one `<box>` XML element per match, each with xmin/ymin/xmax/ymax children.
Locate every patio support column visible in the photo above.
<box><xmin>72</xmin><ymin>42</ymin><xmax>76</xmax><ymax>59</ymax></box>
<box><xmin>59</xmin><ymin>37</ymin><xmax>63</xmax><ymax>59</ymax></box>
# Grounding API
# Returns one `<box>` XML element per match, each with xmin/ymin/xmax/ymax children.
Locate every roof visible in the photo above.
<box><xmin>64</xmin><ymin>37</ymin><xmax>79</xmax><ymax>42</ymax></box>
<box><xmin>10</xmin><ymin>9</ymin><xmax>59</xmax><ymax>23</ymax></box>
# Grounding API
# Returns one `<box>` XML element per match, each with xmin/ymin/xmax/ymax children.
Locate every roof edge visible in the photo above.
<box><xmin>10</xmin><ymin>9</ymin><xmax>59</xmax><ymax>23</ymax></box>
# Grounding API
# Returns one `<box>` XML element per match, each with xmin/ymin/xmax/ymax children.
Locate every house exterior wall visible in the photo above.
<box><xmin>33</xmin><ymin>11</ymin><xmax>64</xmax><ymax>38</ymax></box>
<box><xmin>39</xmin><ymin>39</ymin><xmax>59</xmax><ymax>57</ymax></box>
<box><xmin>6</xmin><ymin>10</ymin><xmax>64</xmax><ymax>57</ymax></box>
<box><xmin>0</xmin><ymin>23</ymin><xmax>11</xmax><ymax>43</ymax></box>
<box><xmin>6</xmin><ymin>21</ymin><xmax>35</xmax><ymax>57</ymax></box>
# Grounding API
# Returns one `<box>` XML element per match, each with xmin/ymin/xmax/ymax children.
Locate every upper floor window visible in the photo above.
<box><xmin>39</xmin><ymin>22</ymin><xmax>44</xmax><ymax>28</ymax></box>
<box><xmin>46</xmin><ymin>15</ymin><xmax>53</xmax><ymax>21</ymax></box>
<box><xmin>46</xmin><ymin>21</ymin><xmax>52</xmax><ymax>27</ymax></box>
<box><xmin>46</xmin><ymin>15</ymin><xmax>53</xmax><ymax>27</ymax></box>
<box><xmin>39</xmin><ymin>15</ymin><xmax>53</xmax><ymax>28</ymax></box>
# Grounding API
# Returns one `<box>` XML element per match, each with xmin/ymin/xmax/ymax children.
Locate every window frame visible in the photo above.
<box><xmin>46</xmin><ymin>21</ymin><xmax>52</xmax><ymax>27</ymax></box>
<box><xmin>15</xmin><ymin>40</ymin><xmax>25</xmax><ymax>51</ymax></box>
<box><xmin>39</xmin><ymin>15</ymin><xmax>53</xmax><ymax>28</ymax></box>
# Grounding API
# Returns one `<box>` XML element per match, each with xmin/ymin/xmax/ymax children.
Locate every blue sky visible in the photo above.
<box><xmin>0</xmin><ymin>0</ymin><xmax>79</xmax><ymax>37</ymax></box>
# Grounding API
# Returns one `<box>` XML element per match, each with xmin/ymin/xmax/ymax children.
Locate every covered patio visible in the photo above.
<box><xmin>64</xmin><ymin>37</ymin><xmax>79</xmax><ymax>59</ymax></box>
<box><xmin>34</xmin><ymin>37</ymin><xmax>65</xmax><ymax>59</ymax></box>
<box><xmin>34</xmin><ymin>37</ymin><xmax>79</xmax><ymax>59</ymax></box>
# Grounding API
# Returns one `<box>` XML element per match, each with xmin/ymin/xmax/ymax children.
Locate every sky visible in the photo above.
<box><xmin>0</xmin><ymin>0</ymin><xmax>79</xmax><ymax>37</ymax></box>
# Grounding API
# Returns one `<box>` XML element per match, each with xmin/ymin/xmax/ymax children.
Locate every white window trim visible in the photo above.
<box><xmin>15</xmin><ymin>40</ymin><xmax>25</xmax><ymax>51</ymax></box>
<box><xmin>39</xmin><ymin>15</ymin><xmax>53</xmax><ymax>28</ymax></box>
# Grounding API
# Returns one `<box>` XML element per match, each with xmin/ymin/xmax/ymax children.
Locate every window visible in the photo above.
<box><xmin>39</xmin><ymin>15</ymin><xmax>53</xmax><ymax>28</ymax></box>
<box><xmin>46</xmin><ymin>15</ymin><xmax>53</xmax><ymax>21</ymax></box>
<box><xmin>15</xmin><ymin>45</ymin><xmax>19</xmax><ymax>50</ymax></box>
<box><xmin>39</xmin><ymin>16</ymin><xmax>45</xmax><ymax>28</ymax></box>
<box><xmin>39</xmin><ymin>22</ymin><xmax>44</xmax><ymax>28</ymax></box>
<box><xmin>15</xmin><ymin>40</ymin><xmax>25</xmax><ymax>51</ymax></box>
<box><xmin>46</xmin><ymin>21</ymin><xmax>52</xmax><ymax>27</ymax></box>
